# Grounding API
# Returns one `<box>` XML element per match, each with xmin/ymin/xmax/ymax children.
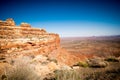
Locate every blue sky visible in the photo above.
<box><xmin>0</xmin><ymin>0</ymin><xmax>120</xmax><ymax>37</ymax></box>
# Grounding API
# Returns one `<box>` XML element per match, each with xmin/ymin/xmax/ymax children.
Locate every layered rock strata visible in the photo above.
<box><xmin>0</xmin><ymin>19</ymin><xmax>60</xmax><ymax>58</ymax></box>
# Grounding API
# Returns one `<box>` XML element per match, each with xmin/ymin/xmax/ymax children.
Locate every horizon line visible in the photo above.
<box><xmin>60</xmin><ymin>35</ymin><xmax>120</xmax><ymax>38</ymax></box>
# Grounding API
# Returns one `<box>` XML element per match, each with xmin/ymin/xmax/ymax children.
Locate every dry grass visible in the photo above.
<box><xmin>84</xmin><ymin>67</ymin><xmax>120</xmax><ymax>80</ymax></box>
<box><xmin>1</xmin><ymin>59</ymin><xmax>41</xmax><ymax>80</ymax></box>
<box><xmin>54</xmin><ymin>70</ymin><xmax>81</xmax><ymax>80</ymax></box>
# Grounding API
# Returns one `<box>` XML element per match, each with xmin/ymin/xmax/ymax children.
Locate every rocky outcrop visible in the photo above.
<box><xmin>0</xmin><ymin>18</ymin><xmax>15</xmax><ymax>26</ymax></box>
<box><xmin>20</xmin><ymin>22</ymin><xmax>31</xmax><ymax>28</ymax></box>
<box><xmin>0</xmin><ymin>19</ymin><xmax>60</xmax><ymax>59</ymax></box>
<box><xmin>0</xmin><ymin>18</ymin><xmax>82</xmax><ymax>67</ymax></box>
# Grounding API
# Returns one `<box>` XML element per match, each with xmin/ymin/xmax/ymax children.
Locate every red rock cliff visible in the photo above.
<box><xmin>0</xmin><ymin>19</ymin><xmax>60</xmax><ymax>58</ymax></box>
<box><xmin>0</xmin><ymin>18</ymin><xmax>85</xmax><ymax>66</ymax></box>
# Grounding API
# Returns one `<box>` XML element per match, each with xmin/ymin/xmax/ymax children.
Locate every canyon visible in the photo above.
<box><xmin>0</xmin><ymin>19</ymin><xmax>86</xmax><ymax>79</ymax></box>
<box><xmin>0</xmin><ymin>18</ymin><xmax>86</xmax><ymax>66</ymax></box>
<box><xmin>0</xmin><ymin>19</ymin><xmax>120</xmax><ymax>80</ymax></box>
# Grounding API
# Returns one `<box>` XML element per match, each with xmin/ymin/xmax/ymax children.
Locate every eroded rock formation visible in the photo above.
<box><xmin>0</xmin><ymin>18</ymin><xmax>84</xmax><ymax>67</ymax></box>
<box><xmin>0</xmin><ymin>19</ymin><xmax>60</xmax><ymax>59</ymax></box>
<box><xmin>0</xmin><ymin>18</ymin><xmax>15</xmax><ymax>26</ymax></box>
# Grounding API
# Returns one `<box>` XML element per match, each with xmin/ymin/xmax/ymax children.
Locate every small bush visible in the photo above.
<box><xmin>74</xmin><ymin>61</ymin><xmax>88</xmax><ymax>68</ymax></box>
<box><xmin>105</xmin><ymin>57</ymin><xmax>119</xmax><ymax>62</ymax></box>
<box><xmin>4</xmin><ymin>61</ymin><xmax>41</xmax><ymax>80</ymax></box>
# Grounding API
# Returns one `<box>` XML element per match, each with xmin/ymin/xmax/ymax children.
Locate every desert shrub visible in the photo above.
<box><xmin>3</xmin><ymin>61</ymin><xmax>41</xmax><ymax>80</ymax></box>
<box><xmin>54</xmin><ymin>70</ymin><xmax>81</xmax><ymax>80</ymax></box>
<box><xmin>105</xmin><ymin>56</ymin><xmax>119</xmax><ymax>62</ymax></box>
<box><xmin>73</xmin><ymin>61</ymin><xmax>88</xmax><ymax>68</ymax></box>
<box><xmin>85</xmin><ymin>68</ymin><xmax>120</xmax><ymax>80</ymax></box>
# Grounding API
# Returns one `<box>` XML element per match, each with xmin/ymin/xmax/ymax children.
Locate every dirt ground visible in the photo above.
<box><xmin>61</xmin><ymin>36</ymin><xmax>120</xmax><ymax>57</ymax></box>
<box><xmin>60</xmin><ymin>36</ymin><xmax>120</xmax><ymax>80</ymax></box>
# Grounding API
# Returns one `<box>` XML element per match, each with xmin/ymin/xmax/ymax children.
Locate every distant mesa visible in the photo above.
<box><xmin>0</xmin><ymin>18</ymin><xmax>15</xmax><ymax>26</ymax></box>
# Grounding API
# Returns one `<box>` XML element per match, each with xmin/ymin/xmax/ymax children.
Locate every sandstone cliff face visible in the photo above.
<box><xmin>0</xmin><ymin>19</ymin><xmax>60</xmax><ymax>59</ymax></box>
<box><xmin>0</xmin><ymin>18</ymin><xmax>85</xmax><ymax>67</ymax></box>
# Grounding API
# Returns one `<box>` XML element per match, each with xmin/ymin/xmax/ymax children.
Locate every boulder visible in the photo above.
<box><xmin>72</xmin><ymin>66</ymin><xmax>79</xmax><ymax>69</ymax></box>
<box><xmin>47</xmin><ymin>62</ymin><xmax>59</xmax><ymax>71</ymax></box>
<box><xmin>60</xmin><ymin>65</ymin><xmax>72</xmax><ymax>70</ymax></box>
<box><xmin>6</xmin><ymin>18</ymin><xmax>15</xmax><ymax>26</ymax></box>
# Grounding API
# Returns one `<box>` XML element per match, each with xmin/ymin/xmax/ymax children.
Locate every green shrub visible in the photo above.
<box><xmin>74</xmin><ymin>61</ymin><xmax>89</xmax><ymax>68</ymax></box>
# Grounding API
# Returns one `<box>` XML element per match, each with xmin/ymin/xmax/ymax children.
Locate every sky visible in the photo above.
<box><xmin>0</xmin><ymin>0</ymin><xmax>120</xmax><ymax>37</ymax></box>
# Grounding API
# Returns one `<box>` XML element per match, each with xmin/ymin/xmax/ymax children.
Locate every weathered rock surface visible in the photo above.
<box><xmin>0</xmin><ymin>18</ymin><xmax>15</xmax><ymax>26</ymax></box>
<box><xmin>0</xmin><ymin>19</ymin><xmax>60</xmax><ymax>59</ymax></box>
